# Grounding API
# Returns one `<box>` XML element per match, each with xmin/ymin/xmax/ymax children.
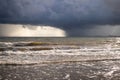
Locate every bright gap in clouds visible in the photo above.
<box><xmin>0</xmin><ymin>24</ymin><xmax>67</xmax><ymax>37</ymax></box>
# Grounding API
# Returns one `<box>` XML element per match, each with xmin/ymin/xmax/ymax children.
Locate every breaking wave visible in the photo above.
<box><xmin>0</xmin><ymin>38</ymin><xmax>120</xmax><ymax>65</ymax></box>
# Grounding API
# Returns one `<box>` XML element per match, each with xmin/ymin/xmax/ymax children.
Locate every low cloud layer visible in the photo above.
<box><xmin>0</xmin><ymin>0</ymin><xmax>120</xmax><ymax>36</ymax></box>
<box><xmin>0</xmin><ymin>24</ymin><xmax>66</xmax><ymax>37</ymax></box>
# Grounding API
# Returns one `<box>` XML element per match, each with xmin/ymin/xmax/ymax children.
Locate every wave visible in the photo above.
<box><xmin>1</xmin><ymin>46</ymin><xmax>120</xmax><ymax>65</ymax></box>
<box><xmin>1</xmin><ymin>38</ymin><xmax>120</xmax><ymax>65</ymax></box>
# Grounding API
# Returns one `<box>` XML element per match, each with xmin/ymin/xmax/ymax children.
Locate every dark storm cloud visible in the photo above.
<box><xmin>0</xmin><ymin>0</ymin><xmax>120</xmax><ymax>36</ymax></box>
<box><xmin>104</xmin><ymin>0</ymin><xmax>120</xmax><ymax>23</ymax></box>
<box><xmin>0</xmin><ymin>0</ymin><xmax>115</xmax><ymax>25</ymax></box>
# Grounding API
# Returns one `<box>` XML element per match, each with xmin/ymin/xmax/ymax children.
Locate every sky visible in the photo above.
<box><xmin>0</xmin><ymin>0</ymin><xmax>120</xmax><ymax>37</ymax></box>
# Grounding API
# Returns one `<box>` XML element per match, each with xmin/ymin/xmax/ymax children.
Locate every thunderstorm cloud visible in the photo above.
<box><xmin>0</xmin><ymin>0</ymin><xmax>120</xmax><ymax>36</ymax></box>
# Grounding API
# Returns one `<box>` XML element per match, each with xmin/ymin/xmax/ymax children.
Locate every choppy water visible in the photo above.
<box><xmin>0</xmin><ymin>37</ymin><xmax>120</xmax><ymax>64</ymax></box>
<box><xmin>1</xmin><ymin>37</ymin><xmax>120</xmax><ymax>80</ymax></box>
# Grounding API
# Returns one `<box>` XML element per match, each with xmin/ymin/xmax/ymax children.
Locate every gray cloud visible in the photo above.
<box><xmin>0</xmin><ymin>0</ymin><xmax>120</xmax><ymax>36</ymax></box>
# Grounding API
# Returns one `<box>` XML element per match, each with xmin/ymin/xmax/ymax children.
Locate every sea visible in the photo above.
<box><xmin>1</xmin><ymin>37</ymin><xmax>120</xmax><ymax>80</ymax></box>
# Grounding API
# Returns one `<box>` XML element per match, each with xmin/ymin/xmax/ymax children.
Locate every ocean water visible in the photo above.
<box><xmin>0</xmin><ymin>37</ymin><xmax>120</xmax><ymax>64</ymax></box>
<box><xmin>1</xmin><ymin>37</ymin><xmax>120</xmax><ymax>80</ymax></box>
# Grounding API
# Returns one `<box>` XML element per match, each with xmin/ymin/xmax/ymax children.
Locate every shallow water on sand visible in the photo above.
<box><xmin>1</xmin><ymin>61</ymin><xmax>120</xmax><ymax>80</ymax></box>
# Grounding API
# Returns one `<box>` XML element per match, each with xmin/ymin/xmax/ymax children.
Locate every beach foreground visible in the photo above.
<box><xmin>1</xmin><ymin>60</ymin><xmax>120</xmax><ymax>80</ymax></box>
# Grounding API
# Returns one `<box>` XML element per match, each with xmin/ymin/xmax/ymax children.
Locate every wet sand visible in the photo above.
<box><xmin>1</xmin><ymin>60</ymin><xmax>120</xmax><ymax>80</ymax></box>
